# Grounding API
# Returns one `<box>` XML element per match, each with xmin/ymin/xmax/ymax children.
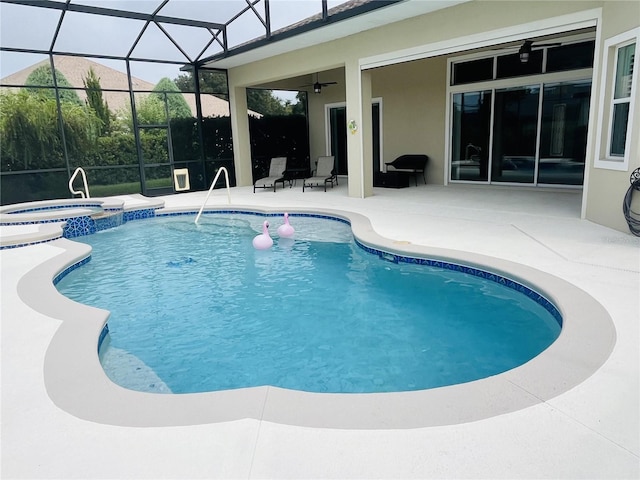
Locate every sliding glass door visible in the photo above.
<box><xmin>450</xmin><ymin>80</ymin><xmax>591</xmax><ymax>186</ymax></box>
<box><xmin>451</xmin><ymin>91</ymin><xmax>492</xmax><ymax>181</ymax></box>
<box><xmin>491</xmin><ymin>85</ymin><xmax>539</xmax><ymax>184</ymax></box>
<box><xmin>538</xmin><ymin>81</ymin><xmax>591</xmax><ymax>185</ymax></box>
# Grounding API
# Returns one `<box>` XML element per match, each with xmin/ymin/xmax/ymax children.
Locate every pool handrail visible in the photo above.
<box><xmin>69</xmin><ymin>167</ymin><xmax>90</xmax><ymax>199</ymax></box>
<box><xmin>194</xmin><ymin>167</ymin><xmax>231</xmax><ymax>224</ymax></box>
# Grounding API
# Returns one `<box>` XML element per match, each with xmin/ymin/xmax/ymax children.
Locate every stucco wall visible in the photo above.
<box><xmin>306</xmin><ymin>68</ymin><xmax>345</xmax><ymax>163</ymax></box>
<box><xmin>584</xmin><ymin>1</ymin><xmax>640</xmax><ymax>232</ymax></box>
<box><xmin>228</xmin><ymin>0</ymin><xmax>606</xmax><ymax>186</ymax></box>
<box><xmin>304</xmin><ymin>59</ymin><xmax>448</xmax><ymax>184</ymax></box>
<box><xmin>371</xmin><ymin>57</ymin><xmax>447</xmax><ymax>184</ymax></box>
<box><xmin>226</xmin><ymin>0</ymin><xmax>638</xmax><ymax>232</ymax></box>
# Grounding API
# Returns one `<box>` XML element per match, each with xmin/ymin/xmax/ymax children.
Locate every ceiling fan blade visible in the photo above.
<box><xmin>495</xmin><ymin>40</ymin><xmax>563</xmax><ymax>52</ymax></box>
<box><xmin>531</xmin><ymin>42</ymin><xmax>563</xmax><ymax>50</ymax></box>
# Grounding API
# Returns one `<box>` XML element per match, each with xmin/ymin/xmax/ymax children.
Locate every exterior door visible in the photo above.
<box><xmin>328</xmin><ymin>102</ymin><xmax>381</xmax><ymax>176</ymax></box>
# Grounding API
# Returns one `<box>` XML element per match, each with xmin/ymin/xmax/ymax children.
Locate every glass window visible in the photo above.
<box><xmin>609</xmin><ymin>42</ymin><xmax>635</xmax><ymax>157</ymax></box>
<box><xmin>450</xmin><ymin>91</ymin><xmax>492</xmax><ymax>181</ymax></box>
<box><xmin>491</xmin><ymin>86</ymin><xmax>540</xmax><ymax>183</ymax></box>
<box><xmin>546</xmin><ymin>41</ymin><xmax>595</xmax><ymax>72</ymax></box>
<box><xmin>496</xmin><ymin>51</ymin><xmax>543</xmax><ymax>79</ymax></box>
<box><xmin>452</xmin><ymin>58</ymin><xmax>494</xmax><ymax>85</ymax></box>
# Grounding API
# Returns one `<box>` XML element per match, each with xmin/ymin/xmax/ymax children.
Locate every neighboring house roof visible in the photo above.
<box><xmin>0</xmin><ymin>56</ymin><xmax>259</xmax><ymax>118</ymax></box>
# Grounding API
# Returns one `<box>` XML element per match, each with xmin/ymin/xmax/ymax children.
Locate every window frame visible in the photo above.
<box><xmin>594</xmin><ymin>28</ymin><xmax>639</xmax><ymax>171</ymax></box>
<box><xmin>447</xmin><ymin>54</ymin><xmax>593</xmax><ymax>187</ymax></box>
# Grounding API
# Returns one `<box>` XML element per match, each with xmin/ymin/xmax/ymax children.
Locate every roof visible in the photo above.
<box><xmin>0</xmin><ymin>56</ymin><xmax>259</xmax><ymax>118</ymax></box>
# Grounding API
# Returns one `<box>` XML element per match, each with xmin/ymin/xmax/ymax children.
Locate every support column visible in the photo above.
<box><xmin>229</xmin><ymin>85</ymin><xmax>253</xmax><ymax>186</ymax></box>
<box><xmin>344</xmin><ymin>60</ymin><xmax>373</xmax><ymax>198</ymax></box>
<box><xmin>360</xmin><ymin>69</ymin><xmax>373</xmax><ymax>198</ymax></box>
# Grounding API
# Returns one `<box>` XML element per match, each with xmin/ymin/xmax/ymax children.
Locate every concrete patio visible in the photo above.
<box><xmin>1</xmin><ymin>182</ymin><xmax>638</xmax><ymax>478</ymax></box>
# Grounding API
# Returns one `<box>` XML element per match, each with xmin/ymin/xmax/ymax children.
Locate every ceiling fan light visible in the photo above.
<box><xmin>519</xmin><ymin>40</ymin><xmax>532</xmax><ymax>63</ymax></box>
<box><xmin>313</xmin><ymin>82</ymin><xmax>322</xmax><ymax>94</ymax></box>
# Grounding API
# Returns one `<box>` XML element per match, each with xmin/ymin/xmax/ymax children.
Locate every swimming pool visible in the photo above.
<box><xmin>19</xmin><ymin>203</ymin><xmax>614</xmax><ymax>428</ymax></box>
<box><xmin>56</xmin><ymin>212</ymin><xmax>561</xmax><ymax>395</ymax></box>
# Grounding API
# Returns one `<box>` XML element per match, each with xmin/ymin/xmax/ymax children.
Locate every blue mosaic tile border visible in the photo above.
<box><xmin>95</xmin><ymin>212</ymin><xmax>124</xmax><ymax>232</ymax></box>
<box><xmin>53</xmin><ymin>255</ymin><xmax>91</xmax><ymax>285</ymax></box>
<box><xmin>123</xmin><ymin>208</ymin><xmax>157</xmax><ymax>222</ymax></box>
<box><xmin>98</xmin><ymin>324</ymin><xmax>109</xmax><ymax>351</ymax></box>
<box><xmin>7</xmin><ymin>203</ymin><xmax>101</xmax><ymax>214</ymax></box>
<box><xmin>157</xmin><ymin>209</ymin><xmax>351</xmax><ymax>225</ymax></box>
<box><xmin>51</xmin><ymin>255</ymin><xmax>109</xmax><ymax>353</ymax></box>
<box><xmin>0</xmin><ymin>236</ymin><xmax>63</xmax><ymax>250</ymax></box>
<box><xmin>63</xmin><ymin>215</ymin><xmax>97</xmax><ymax>238</ymax></box>
<box><xmin>355</xmin><ymin>238</ymin><xmax>562</xmax><ymax>326</ymax></box>
<box><xmin>1</xmin><ymin>216</ymin><xmax>82</xmax><ymax>227</ymax></box>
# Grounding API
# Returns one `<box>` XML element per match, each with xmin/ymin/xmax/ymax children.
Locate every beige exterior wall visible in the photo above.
<box><xmin>370</xmin><ymin>57</ymin><xmax>447</xmax><ymax>184</ymax></box>
<box><xmin>584</xmin><ymin>1</ymin><xmax>640</xmax><ymax>231</ymax></box>
<box><xmin>226</xmin><ymin>0</ymin><xmax>638</xmax><ymax>232</ymax></box>
<box><xmin>306</xmin><ymin>68</ymin><xmax>344</xmax><ymax>161</ymax></box>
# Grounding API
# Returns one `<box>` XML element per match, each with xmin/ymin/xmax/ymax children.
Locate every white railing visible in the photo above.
<box><xmin>194</xmin><ymin>167</ymin><xmax>231</xmax><ymax>224</ymax></box>
<box><xmin>69</xmin><ymin>167</ymin><xmax>90</xmax><ymax>198</ymax></box>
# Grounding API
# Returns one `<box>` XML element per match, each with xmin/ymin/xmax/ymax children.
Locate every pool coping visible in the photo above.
<box><xmin>0</xmin><ymin>196</ymin><xmax>165</xmax><ymax>247</ymax></box>
<box><xmin>18</xmin><ymin>205</ymin><xmax>616</xmax><ymax>429</ymax></box>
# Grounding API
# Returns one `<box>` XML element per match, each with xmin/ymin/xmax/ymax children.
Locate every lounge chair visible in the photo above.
<box><xmin>303</xmin><ymin>156</ymin><xmax>336</xmax><ymax>192</ymax></box>
<box><xmin>253</xmin><ymin>157</ymin><xmax>287</xmax><ymax>193</ymax></box>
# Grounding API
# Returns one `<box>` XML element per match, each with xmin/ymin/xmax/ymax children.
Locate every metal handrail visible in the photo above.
<box><xmin>69</xmin><ymin>167</ymin><xmax>90</xmax><ymax>198</ymax></box>
<box><xmin>194</xmin><ymin>167</ymin><xmax>231</xmax><ymax>224</ymax></box>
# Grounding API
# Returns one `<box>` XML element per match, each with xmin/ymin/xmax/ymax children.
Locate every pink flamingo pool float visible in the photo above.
<box><xmin>252</xmin><ymin>220</ymin><xmax>273</xmax><ymax>250</ymax></box>
<box><xmin>277</xmin><ymin>212</ymin><xmax>295</xmax><ymax>238</ymax></box>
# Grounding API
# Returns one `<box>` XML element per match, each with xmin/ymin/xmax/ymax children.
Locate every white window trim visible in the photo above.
<box><xmin>445</xmin><ymin>59</ymin><xmax>592</xmax><ymax>186</ymax></box>
<box><xmin>594</xmin><ymin>28</ymin><xmax>639</xmax><ymax>171</ymax></box>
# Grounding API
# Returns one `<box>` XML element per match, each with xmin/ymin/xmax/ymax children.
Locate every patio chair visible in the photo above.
<box><xmin>385</xmin><ymin>154</ymin><xmax>429</xmax><ymax>186</ymax></box>
<box><xmin>303</xmin><ymin>156</ymin><xmax>336</xmax><ymax>192</ymax></box>
<box><xmin>253</xmin><ymin>157</ymin><xmax>287</xmax><ymax>193</ymax></box>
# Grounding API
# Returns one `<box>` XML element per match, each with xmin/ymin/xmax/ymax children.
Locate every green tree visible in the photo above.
<box><xmin>133</xmin><ymin>95</ymin><xmax>166</xmax><ymax>125</ymax></box>
<box><xmin>173</xmin><ymin>70</ymin><xmax>301</xmax><ymax>115</ymax></box>
<box><xmin>0</xmin><ymin>89</ymin><xmax>101</xmax><ymax>170</ymax></box>
<box><xmin>83</xmin><ymin>67</ymin><xmax>111</xmax><ymax>135</ymax></box>
<box><xmin>152</xmin><ymin>77</ymin><xmax>192</xmax><ymax>119</ymax></box>
<box><xmin>291</xmin><ymin>92</ymin><xmax>307</xmax><ymax>116</ymax></box>
<box><xmin>175</xmin><ymin>70</ymin><xmax>227</xmax><ymax>95</ymax></box>
<box><xmin>247</xmin><ymin>89</ymin><xmax>289</xmax><ymax>116</ymax></box>
<box><xmin>25</xmin><ymin>65</ymin><xmax>82</xmax><ymax>105</ymax></box>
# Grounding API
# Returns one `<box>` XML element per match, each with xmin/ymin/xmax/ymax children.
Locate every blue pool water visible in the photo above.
<box><xmin>56</xmin><ymin>213</ymin><xmax>561</xmax><ymax>394</ymax></box>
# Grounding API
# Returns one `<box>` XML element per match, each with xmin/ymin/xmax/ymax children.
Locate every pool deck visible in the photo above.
<box><xmin>2</xmin><ymin>182</ymin><xmax>639</xmax><ymax>478</ymax></box>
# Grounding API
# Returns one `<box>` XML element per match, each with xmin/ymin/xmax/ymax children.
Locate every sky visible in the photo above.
<box><xmin>0</xmin><ymin>0</ymin><xmax>351</xmax><ymax>90</ymax></box>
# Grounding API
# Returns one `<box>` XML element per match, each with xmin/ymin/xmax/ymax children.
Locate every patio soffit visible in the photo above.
<box><xmin>199</xmin><ymin>0</ymin><xmax>471</xmax><ymax>70</ymax></box>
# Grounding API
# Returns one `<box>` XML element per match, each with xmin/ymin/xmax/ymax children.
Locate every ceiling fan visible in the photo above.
<box><xmin>300</xmin><ymin>73</ymin><xmax>338</xmax><ymax>94</ymax></box>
